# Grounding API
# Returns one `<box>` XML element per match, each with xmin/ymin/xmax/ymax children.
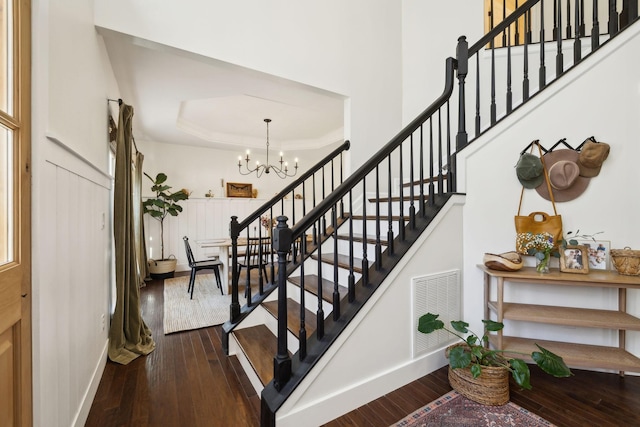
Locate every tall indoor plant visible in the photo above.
<box><xmin>143</xmin><ymin>172</ymin><xmax>189</xmax><ymax>278</ymax></box>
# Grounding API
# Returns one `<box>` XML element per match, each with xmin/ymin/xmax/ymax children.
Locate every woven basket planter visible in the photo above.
<box><xmin>445</xmin><ymin>344</ymin><xmax>510</xmax><ymax>406</ymax></box>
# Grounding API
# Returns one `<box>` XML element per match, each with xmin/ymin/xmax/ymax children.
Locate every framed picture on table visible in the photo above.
<box><xmin>577</xmin><ymin>240</ymin><xmax>610</xmax><ymax>271</ymax></box>
<box><xmin>226</xmin><ymin>182</ymin><xmax>253</xmax><ymax>198</ymax></box>
<box><xmin>559</xmin><ymin>245</ymin><xmax>589</xmax><ymax>274</ymax></box>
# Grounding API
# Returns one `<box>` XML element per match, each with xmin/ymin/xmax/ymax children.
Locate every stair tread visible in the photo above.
<box><xmin>336</xmin><ymin>233</ymin><xmax>388</xmax><ymax>245</ymax></box>
<box><xmin>262</xmin><ymin>298</ymin><xmax>317</xmax><ymax>338</ymax></box>
<box><xmin>289</xmin><ymin>275</ymin><xmax>348</xmax><ymax>302</ymax></box>
<box><xmin>310</xmin><ymin>253</ymin><xmax>370</xmax><ymax>273</ymax></box>
<box><xmin>234</xmin><ymin>325</ymin><xmax>290</xmax><ymax>386</ymax></box>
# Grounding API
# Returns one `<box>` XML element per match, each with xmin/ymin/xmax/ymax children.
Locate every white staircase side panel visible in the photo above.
<box><xmin>275</xmin><ymin>195</ymin><xmax>465</xmax><ymax>427</ymax></box>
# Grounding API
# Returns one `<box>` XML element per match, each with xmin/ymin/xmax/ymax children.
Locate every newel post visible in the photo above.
<box><xmin>272</xmin><ymin>216</ymin><xmax>292</xmax><ymax>390</ymax></box>
<box><xmin>455</xmin><ymin>35</ymin><xmax>469</xmax><ymax>152</ymax></box>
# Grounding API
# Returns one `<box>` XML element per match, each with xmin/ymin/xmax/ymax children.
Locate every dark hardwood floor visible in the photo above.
<box><xmin>87</xmin><ymin>274</ymin><xmax>640</xmax><ymax>426</ymax></box>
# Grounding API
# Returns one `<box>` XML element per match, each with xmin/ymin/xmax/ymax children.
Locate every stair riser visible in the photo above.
<box><xmin>265</xmin><ymin>282</ymin><xmax>335</xmax><ymax>319</ymax></box>
<box><xmin>335</xmin><ymin>238</ymin><xmax>385</xmax><ymax>260</ymax></box>
<box><xmin>350</xmin><ymin>219</ymin><xmax>405</xmax><ymax>236</ymax></box>
<box><xmin>367</xmin><ymin>201</ymin><xmax>418</xmax><ymax>216</ymax></box>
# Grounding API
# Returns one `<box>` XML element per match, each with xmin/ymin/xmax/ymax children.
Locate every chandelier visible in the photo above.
<box><xmin>238</xmin><ymin>118</ymin><xmax>298</xmax><ymax>178</ymax></box>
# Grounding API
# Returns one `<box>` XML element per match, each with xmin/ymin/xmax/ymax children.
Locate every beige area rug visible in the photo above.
<box><xmin>163</xmin><ymin>274</ymin><xmax>244</xmax><ymax>334</ymax></box>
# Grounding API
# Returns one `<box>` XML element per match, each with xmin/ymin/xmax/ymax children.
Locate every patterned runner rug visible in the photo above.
<box><xmin>163</xmin><ymin>274</ymin><xmax>244</xmax><ymax>334</ymax></box>
<box><xmin>391</xmin><ymin>390</ymin><xmax>555</xmax><ymax>427</ymax></box>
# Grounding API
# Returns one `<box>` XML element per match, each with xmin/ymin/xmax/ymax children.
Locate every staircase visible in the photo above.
<box><xmin>222</xmin><ymin>2</ymin><xmax>640</xmax><ymax>425</ymax></box>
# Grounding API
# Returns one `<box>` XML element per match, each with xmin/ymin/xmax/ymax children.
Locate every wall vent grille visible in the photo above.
<box><xmin>412</xmin><ymin>270</ymin><xmax>461</xmax><ymax>358</ymax></box>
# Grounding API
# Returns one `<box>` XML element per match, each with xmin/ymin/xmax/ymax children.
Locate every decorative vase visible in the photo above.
<box><xmin>536</xmin><ymin>253</ymin><xmax>550</xmax><ymax>273</ymax></box>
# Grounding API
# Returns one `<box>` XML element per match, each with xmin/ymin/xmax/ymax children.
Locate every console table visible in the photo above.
<box><xmin>479</xmin><ymin>265</ymin><xmax>640</xmax><ymax>374</ymax></box>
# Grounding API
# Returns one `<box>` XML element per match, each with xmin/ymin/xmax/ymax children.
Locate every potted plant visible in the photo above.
<box><xmin>143</xmin><ymin>172</ymin><xmax>189</xmax><ymax>279</ymax></box>
<box><xmin>418</xmin><ymin>313</ymin><xmax>572</xmax><ymax>405</ymax></box>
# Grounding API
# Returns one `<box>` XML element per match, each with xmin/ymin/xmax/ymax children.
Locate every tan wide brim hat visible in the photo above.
<box><xmin>535</xmin><ymin>149</ymin><xmax>589</xmax><ymax>202</ymax></box>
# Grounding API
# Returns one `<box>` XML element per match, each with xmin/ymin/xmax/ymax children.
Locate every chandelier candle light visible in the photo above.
<box><xmin>238</xmin><ymin>118</ymin><xmax>299</xmax><ymax>178</ymax></box>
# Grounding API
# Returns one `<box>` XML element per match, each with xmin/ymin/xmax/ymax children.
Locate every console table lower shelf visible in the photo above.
<box><xmin>490</xmin><ymin>335</ymin><xmax>640</xmax><ymax>373</ymax></box>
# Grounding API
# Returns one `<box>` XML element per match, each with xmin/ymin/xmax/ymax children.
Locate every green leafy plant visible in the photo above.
<box><xmin>417</xmin><ymin>313</ymin><xmax>572</xmax><ymax>390</ymax></box>
<box><xmin>561</xmin><ymin>230</ymin><xmax>603</xmax><ymax>247</ymax></box>
<box><xmin>142</xmin><ymin>172</ymin><xmax>189</xmax><ymax>260</ymax></box>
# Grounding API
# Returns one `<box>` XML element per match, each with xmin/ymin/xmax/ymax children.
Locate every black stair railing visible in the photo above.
<box><xmin>459</xmin><ymin>0</ymin><xmax>638</xmax><ymax>147</ymax></box>
<box><xmin>258</xmin><ymin>1</ymin><xmax>639</xmax><ymax>424</ymax></box>
<box><xmin>226</xmin><ymin>140</ymin><xmax>350</xmax><ymax>323</ymax></box>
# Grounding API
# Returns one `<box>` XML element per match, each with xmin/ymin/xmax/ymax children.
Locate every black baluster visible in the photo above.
<box><xmin>475</xmin><ymin>54</ymin><xmax>481</xmax><ymax>136</ymax></box>
<box><xmin>523</xmin><ymin>9</ymin><xmax>530</xmax><ymax>100</ymax></box>
<box><xmin>419</xmin><ymin>125</ymin><xmax>425</xmax><ymax>216</ymax></box>
<box><xmin>316</xmin><ymin>217</ymin><xmax>324</xmax><ymax>339</ymax></box>
<box><xmin>557</xmin><ymin>0</ymin><xmax>564</xmax><ymax>76</ymax></box>
<box><xmin>580</xmin><ymin>0</ymin><xmax>585</xmax><ymax>36</ymax></box>
<box><xmin>375</xmin><ymin>165</ymin><xmax>382</xmax><ymax>269</ymax></box>
<box><xmin>428</xmin><ymin>119</ymin><xmax>435</xmax><ymax>207</ymax></box>
<box><xmin>553</xmin><ymin>0</ymin><xmax>559</xmax><ymax>40</ymax></box>
<box><xmin>574</xmin><ymin>0</ymin><xmax>582</xmax><ymax>64</ymax></box>
<box><xmin>298</xmin><ymin>240</ymin><xmax>306</xmax><ymax>360</ymax></box>
<box><xmin>387</xmin><ymin>155</ymin><xmax>394</xmax><ymax>255</ymax></box>
<box><xmin>592</xmin><ymin>0</ymin><xmax>600</xmax><ymax>50</ymax></box>
<box><xmin>507</xmin><ymin>25</ymin><xmax>513</xmax><ymax>113</ymax></box>
<box><xmin>437</xmin><ymin>109</ymin><xmax>444</xmax><ymax>194</ymax></box>
<box><xmin>332</xmin><ymin>207</ymin><xmax>340</xmax><ymax>320</ymax></box>
<box><xmin>515</xmin><ymin>0</ymin><xmax>521</xmax><ymax>45</ymax></box>
<box><xmin>446</xmin><ymin>102</ymin><xmax>452</xmax><ymax>192</ymax></box>
<box><xmin>230</xmin><ymin>216</ymin><xmax>241</xmax><ymax>321</ymax></box>
<box><xmin>409</xmin><ymin>134</ymin><xmax>416</xmax><ymax>229</ymax></box>
<box><xmin>361</xmin><ymin>179</ymin><xmax>369</xmax><ymax>287</ymax></box>
<box><xmin>312</xmin><ymin>174</ymin><xmax>317</xmax><ymax>246</ymax></box>
<box><xmin>340</xmin><ymin>152</ymin><xmax>345</xmax><ymax>218</ymax></box>
<box><xmin>490</xmin><ymin>33</ymin><xmax>497</xmax><ymax>125</ymax></box>
<box><xmin>502</xmin><ymin>0</ymin><xmax>507</xmax><ymax>46</ymax></box>
<box><xmin>398</xmin><ymin>142</ymin><xmax>405</xmax><ymax>241</ymax></box>
<box><xmin>348</xmin><ymin>190</ymin><xmax>355</xmax><ymax>302</ymax></box>
<box><xmin>540</xmin><ymin>0</ymin><xmax>547</xmax><ymax>89</ymax></box>
<box><xmin>608</xmin><ymin>0</ymin><xmax>618</xmax><ymax>36</ymax></box>
<box><xmin>566</xmin><ymin>0</ymin><xmax>572</xmax><ymax>39</ymax></box>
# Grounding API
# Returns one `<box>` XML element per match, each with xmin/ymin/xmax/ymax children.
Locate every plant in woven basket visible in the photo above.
<box><xmin>417</xmin><ymin>313</ymin><xmax>572</xmax><ymax>390</ymax></box>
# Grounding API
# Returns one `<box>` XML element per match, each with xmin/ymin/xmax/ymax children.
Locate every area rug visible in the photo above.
<box><xmin>163</xmin><ymin>274</ymin><xmax>244</xmax><ymax>334</ymax></box>
<box><xmin>391</xmin><ymin>390</ymin><xmax>555</xmax><ymax>427</ymax></box>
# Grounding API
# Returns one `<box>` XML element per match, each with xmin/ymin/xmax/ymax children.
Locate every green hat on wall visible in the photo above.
<box><xmin>515</xmin><ymin>153</ymin><xmax>544</xmax><ymax>189</ymax></box>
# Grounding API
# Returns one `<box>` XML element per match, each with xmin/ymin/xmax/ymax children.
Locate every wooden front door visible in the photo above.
<box><xmin>0</xmin><ymin>0</ymin><xmax>32</xmax><ymax>425</ymax></box>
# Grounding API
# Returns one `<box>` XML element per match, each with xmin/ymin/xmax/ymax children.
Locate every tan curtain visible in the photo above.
<box><xmin>133</xmin><ymin>150</ymin><xmax>150</xmax><ymax>282</ymax></box>
<box><xmin>108</xmin><ymin>103</ymin><xmax>155</xmax><ymax>365</ymax></box>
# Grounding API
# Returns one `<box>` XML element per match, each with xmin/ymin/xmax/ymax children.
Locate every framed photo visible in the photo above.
<box><xmin>559</xmin><ymin>245</ymin><xmax>589</xmax><ymax>274</ymax></box>
<box><xmin>226</xmin><ymin>182</ymin><xmax>253</xmax><ymax>198</ymax></box>
<box><xmin>577</xmin><ymin>240</ymin><xmax>610</xmax><ymax>271</ymax></box>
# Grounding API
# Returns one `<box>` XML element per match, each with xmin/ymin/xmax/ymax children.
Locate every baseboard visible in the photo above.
<box><xmin>275</xmin><ymin>350</ymin><xmax>448</xmax><ymax>427</ymax></box>
<box><xmin>73</xmin><ymin>339</ymin><xmax>109</xmax><ymax>427</ymax></box>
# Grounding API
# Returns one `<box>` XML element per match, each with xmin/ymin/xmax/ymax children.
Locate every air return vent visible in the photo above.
<box><xmin>412</xmin><ymin>270</ymin><xmax>461</xmax><ymax>358</ymax></box>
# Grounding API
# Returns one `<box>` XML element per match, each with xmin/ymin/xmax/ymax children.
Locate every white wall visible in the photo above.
<box><xmin>402</xmin><ymin>0</ymin><xmax>484</xmax><ymax>124</ymax></box>
<box><xmin>459</xmin><ymin>24</ymin><xmax>640</xmax><ymax>357</ymax></box>
<box><xmin>93</xmin><ymin>0</ymin><xmax>404</xmax><ymax>174</ymax></box>
<box><xmin>32</xmin><ymin>1</ymin><xmax>116</xmax><ymax>426</ymax></box>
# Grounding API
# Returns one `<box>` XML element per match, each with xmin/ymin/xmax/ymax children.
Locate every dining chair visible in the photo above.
<box><xmin>183</xmin><ymin>236</ymin><xmax>223</xmax><ymax>299</ymax></box>
<box><xmin>238</xmin><ymin>237</ymin><xmax>271</xmax><ymax>297</ymax></box>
